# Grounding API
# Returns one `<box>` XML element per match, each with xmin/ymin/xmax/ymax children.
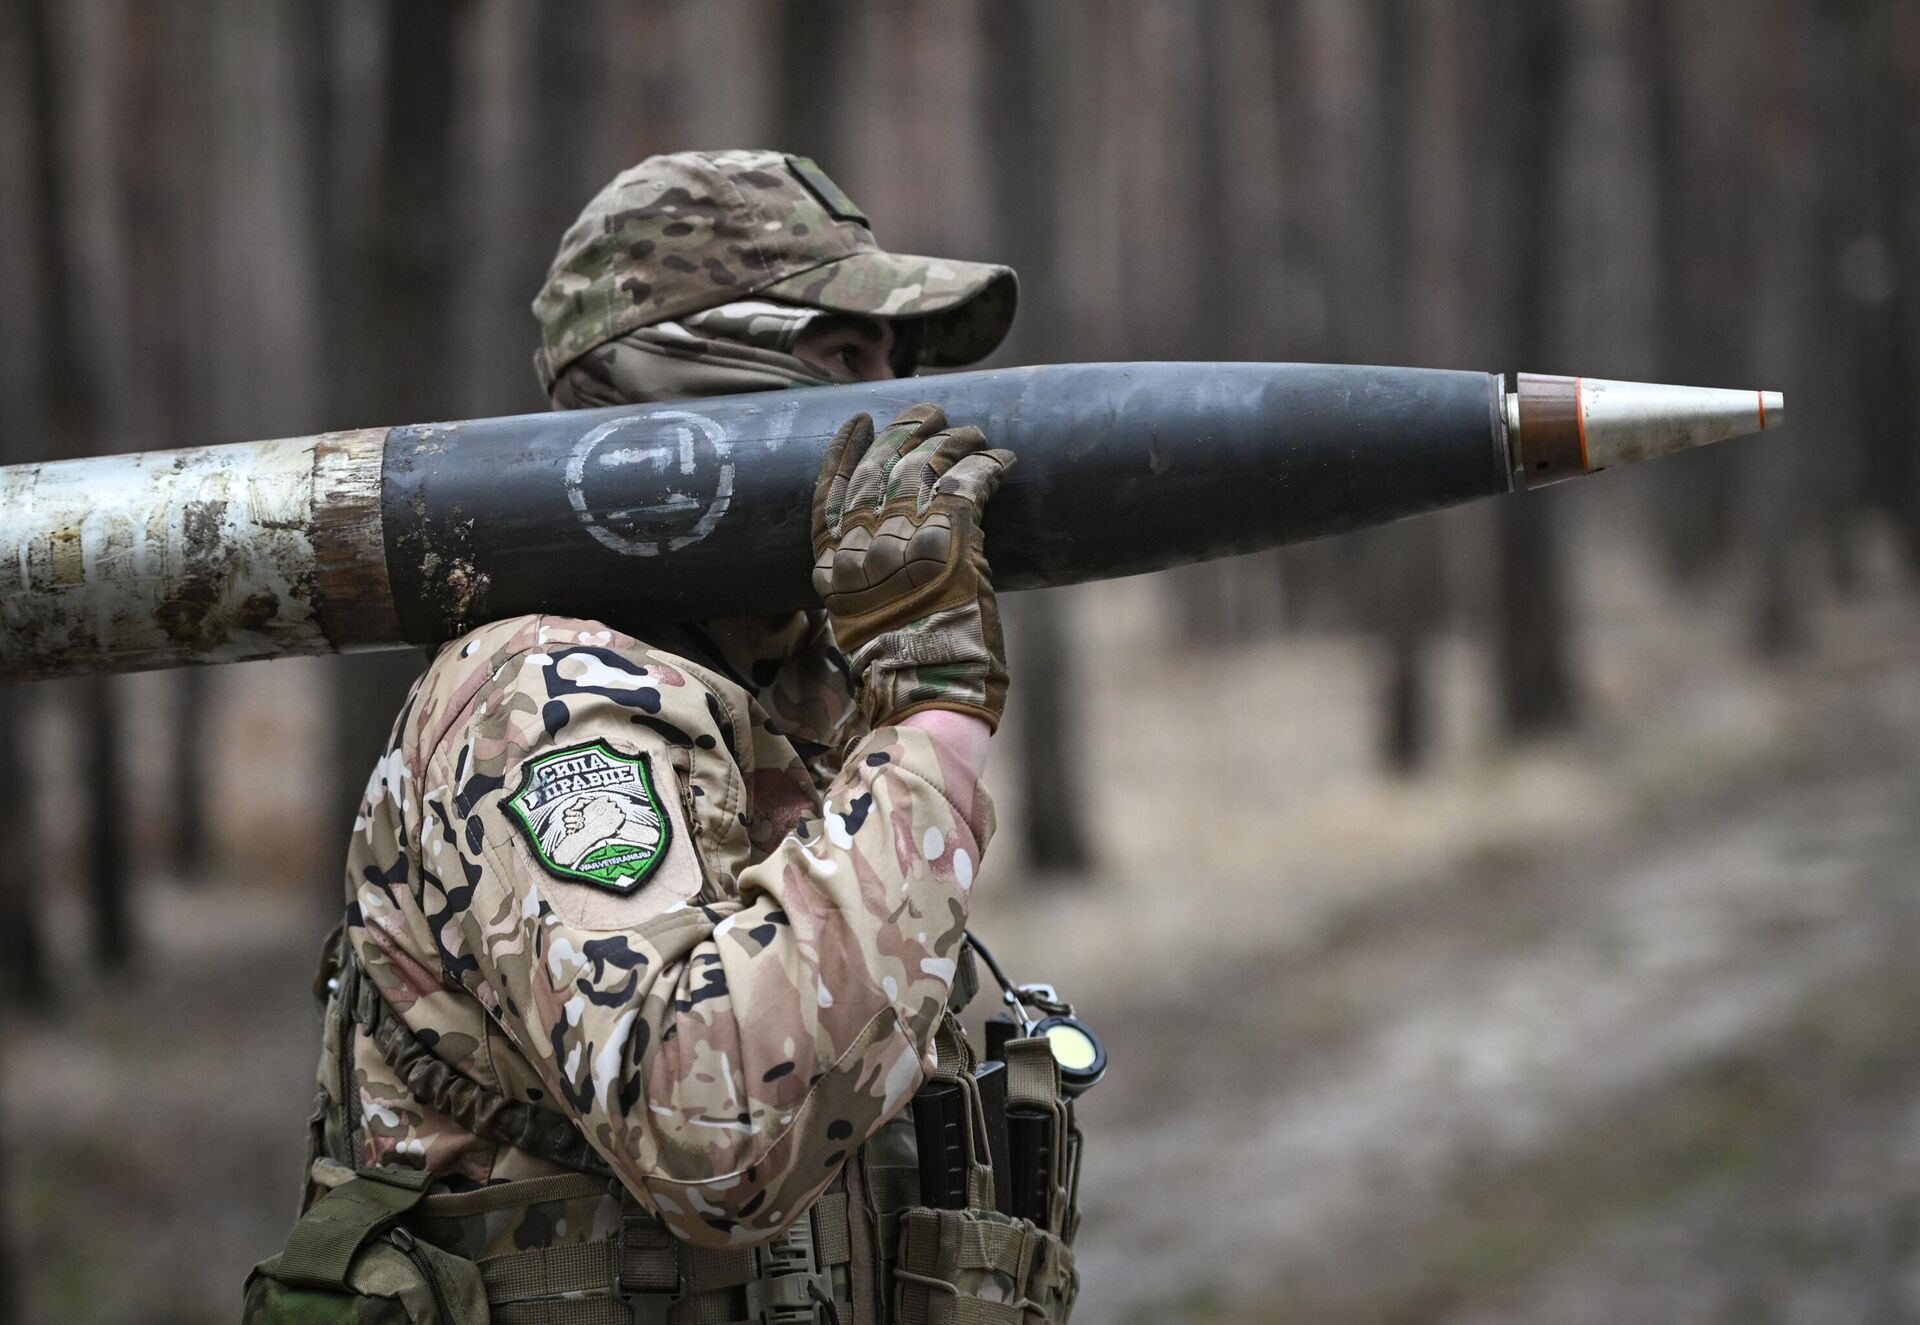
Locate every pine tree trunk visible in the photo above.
<box><xmin>0</xmin><ymin>0</ymin><xmax>52</xmax><ymax>1006</ymax></box>
<box><xmin>1374</xmin><ymin>0</ymin><xmax>1442</xmax><ymax>772</ymax></box>
<box><xmin>83</xmin><ymin>673</ymin><xmax>133</xmax><ymax>970</ymax></box>
<box><xmin>171</xmin><ymin>670</ymin><xmax>209</xmax><ymax>878</ymax></box>
<box><xmin>771</xmin><ymin>0</ymin><xmax>852</xmax><ymax>164</ymax></box>
<box><xmin>147</xmin><ymin>3</ymin><xmax>213</xmax><ymax>883</ymax></box>
<box><xmin>1490</xmin><ymin>0</ymin><xmax>1578</xmax><ymax>738</ymax></box>
<box><xmin>980</xmin><ymin>0</ymin><xmax>1091</xmax><ymax>875</ymax></box>
<box><xmin>1745</xmin><ymin>0</ymin><xmax>1817</xmax><ymax>659</ymax></box>
<box><xmin>322</xmin><ymin>1</ymin><xmax>476</xmax><ymax>890</ymax></box>
<box><xmin>0</xmin><ymin>1061</ymin><xmax>14</xmax><ymax>1322</ymax></box>
<box><xmin>28</xmin><ymin>0</ymin><xmax>140</xmax><ymax>965</ymax></box>
<box><xmin>0</xmin><ymin>687</ymin><xmax>50</xmax><ymax>1006</ymax></box>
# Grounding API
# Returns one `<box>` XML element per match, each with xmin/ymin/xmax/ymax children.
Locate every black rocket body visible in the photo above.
<box><xmin>380</xmin><ymin>363</ymin><xmax>1507</xmax><ymax>640</ymax></box>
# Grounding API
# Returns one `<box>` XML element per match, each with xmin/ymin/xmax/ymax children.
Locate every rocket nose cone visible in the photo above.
<box><xmin>1511</xmin><ymin>375</ymin><xmax>1788</xmax><ymax>484</ymax></box>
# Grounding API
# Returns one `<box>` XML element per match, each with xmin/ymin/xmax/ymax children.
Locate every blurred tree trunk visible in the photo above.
<box><xmin>1488</xmin><ymin>0</ymin><xmax>1578</xmax><ymax>737</ymax></box>
<box><xmin>1266</xmin><ymin>0</ymin><xmax>1319</xmax><ymax>631</ymax></box>
<box><xmin>980</xmin><ymin>1</ymin><xmax>1091</xmax><ymax>875</ymax></box>
<box><xmin>81</xmin><ymin>679</ymin><xmax>132</xmax><ymax>967</ymax></box>
<box><xmin>1893</xmin><ymin>4</ymin><xmax>1920</xmax><ymax>572</ymax></box>
<box><xmin>324</xmin><ymin>1</ymin><xmax>476</xmax><ymax>890</ymax></box>
<box><xmin>529</xmin><ymin>0</ymin><xmax>612</xmax><ymax>272</ymax></box>
<box><xmin>356</xmin><ymin>2</ymin><xmax>470</xmax><ymax>421</ymax></box>
<box><xmin>771</xmin><ymin>0</ymin><xmax>851</xmax><ymax>163</ymax></box>
<box><xmin>1746</xmin><ymin>0</ymin><xmax>1819</xmax><ymax>658</ymax></box>
<box><xmin>171</xmin><ymin>671</ymin><xmax>209</xmax><ymax>877</ymax></box>
<box><xmin>461</xmin><ymin>0</ymin><xmax>540</xmax><ymax>418</ymax></box>
<box><xmin>0</xmin><ymin>1070</ymin><xmax>13</xmax><ymax>1320</ymax></box>
<box><xmin>0</xmin><ymin>691</ymin><xmax>50</xmax><ymax>1007</ymax></box>
<box><xmin>1850</xmin><ymin>1</ymin><xmax>1918</xmax><ymax>575</ymax></box>
<box><xmin>0</xmin><ymin>0</ymin><xmax>52</xmax><ymax>1005</ymax></box>
<box><xmin>150</xmin><ymin>3</ymin><xmax>214</xmax><ymax>882</ymax></box>
<box><xmin>1372</xmin><ymin>0</ymin><xmax>1443</xmax><ymax>773</ymax></box>
<box><xmin>1271</xmin><ymin>1</ymin><xmax>1395</xmax><ymax>643</ymax></box>
<box><xmin>1378</xmin><ymin>0</ymin><xmax>1430</xmax><ymax>773</ymax></box>
<box><xmin>112</xmin><ymin>1</ymin><xmax>214</xmax><ymax>888</ymax></box>
<box><xmin>1169</xmin><ymin>0</ymin><xmax>1291</xmax><ymax>647</ymax></box>
<box><xmin>28</xmin><ymin>0</ymin><xmax>137</xmax><ymax>969</ymax></box>
<box><xmin>79</xmin><ymin>1</ymin><xmax>138</xmax><ymax>969</ymax></box>
<box><xmin>1272</xmin><ymin>1</ymin><xmax>1445</xmax><ymax>769</ymax></box>
<box><xmin>1641</xmin><ymin>0</ymin><xmax>1754</xmax><ymax>586</ymax></box>
<box><xmin>1162</xmin><ymin>0</ymin><xmax>1263</xmax><ymax>645</ymax></box>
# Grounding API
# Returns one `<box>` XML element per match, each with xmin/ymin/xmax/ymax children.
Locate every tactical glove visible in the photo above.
<box><xmin>811</xmin><ymin>403</ymin><xmax>1015</xmax><ymax>731</ymax></box>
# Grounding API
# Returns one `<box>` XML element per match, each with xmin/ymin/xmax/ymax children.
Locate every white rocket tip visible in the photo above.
<box><xmin>1577</xmin><ymin>378</ymin><xmax>1784</xmax><ymax>467</ymax></box>
<box><xmin>1511</xmin><ymin>374</ymin><xmax>1785</xmax><ymax>485</ymax></box>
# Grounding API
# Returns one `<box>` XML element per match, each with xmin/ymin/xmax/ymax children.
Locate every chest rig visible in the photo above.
<box><xmin>248</xmin><ymin>928</ymin><xmax>1081</xmax><ymax>1325</ymax></box>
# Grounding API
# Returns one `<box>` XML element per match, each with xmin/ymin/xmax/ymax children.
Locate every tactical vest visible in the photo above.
<box><xmin>245</xmin><ymin>929</ymin><xmax>1081</xmax><ymax>1324</ymax></box>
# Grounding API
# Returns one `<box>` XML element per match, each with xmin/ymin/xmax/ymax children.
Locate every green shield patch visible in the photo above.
<box><xmin>504</xmin><ymin>740</ymin><xmax>672</xmax><ymax>894</ymax></box>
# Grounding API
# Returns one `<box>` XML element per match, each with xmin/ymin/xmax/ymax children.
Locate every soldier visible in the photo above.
<box><xmin>248</xmin><ymin>152</ymin><xmax>1080</xmax><ymax>1322</ymax></box>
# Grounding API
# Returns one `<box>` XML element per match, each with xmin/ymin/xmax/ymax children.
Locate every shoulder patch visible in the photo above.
<box><xmin>505</xmin><ymin>740</ymin><xmax>672</xmax><ymax>894</ymax></box>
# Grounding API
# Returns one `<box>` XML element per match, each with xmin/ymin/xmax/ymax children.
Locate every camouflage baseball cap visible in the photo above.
<box><xmin>533</xmin><ymin>150</ymin><xmax>1018</xmax><ymax>389</ymax></box>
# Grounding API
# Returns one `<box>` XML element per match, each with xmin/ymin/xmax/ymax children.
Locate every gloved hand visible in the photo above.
<box><xmin>810</xmin><ymin>403</ymin><xmax>1015</xmax><ymax>731</ymax></box>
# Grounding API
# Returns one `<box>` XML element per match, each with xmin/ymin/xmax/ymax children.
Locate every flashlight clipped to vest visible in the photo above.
<box><xmin>908</xmin><ymin>933</ymin><xmax>1107</xmax><ymax>1219</ymax></box>
<box><xmin>966</xmin><ymin>933</ymin><xmax>1107</xmax><ymax>1098</ymax></box>
<box><xmin>957</xmin><ymin>933</ymin><xmax>1105</xmax><ymax>1229</ymax></box>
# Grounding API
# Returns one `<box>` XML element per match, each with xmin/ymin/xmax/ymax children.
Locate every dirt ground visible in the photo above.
<box><xmin>5</xmin><ymin>550</ymin><xmax>1919</xmax><ymax>1323</ymax></box>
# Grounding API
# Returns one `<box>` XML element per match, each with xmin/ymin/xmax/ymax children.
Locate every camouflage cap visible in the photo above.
<box><xmin>533</xmin><ymin>150</ymin><xmax>1018</xmax><ymax>389</ymax></box>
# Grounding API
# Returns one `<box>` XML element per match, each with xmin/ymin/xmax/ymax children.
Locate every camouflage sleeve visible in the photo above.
<box><xmin>690</xmin><ymin>610</ymin><xmax>865</xmax><ymax>789</ymax></box>
<box><xmin>423</xmin><ymin>622</ymin><xmax>989</xmax><ymax>1248</ymax></box>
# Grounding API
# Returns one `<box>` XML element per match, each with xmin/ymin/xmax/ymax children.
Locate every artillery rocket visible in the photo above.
<box><xmin>0</xmin><ymin>364</ymin><xmax>1782</xmax><ymax>683</ymax></box>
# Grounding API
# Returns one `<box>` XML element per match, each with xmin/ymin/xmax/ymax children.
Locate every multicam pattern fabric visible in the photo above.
<box><xmin>325</xmin><ymin>612</ymin><xmax>995</xmax><ymax>1252</ymax></box>
<box><xmin>812</xmin><ymin>405</ymin><xmax>1015</xmax><ymax>731</ymax></box>
<box><xmin>531</xmin><ymin>149</ymin><xmax>1016</xmax><ymax>390</ymax></box>
<box><xmin>682</xmin><ymin>299</ymin><xmax>829</xmax><ymax>355</ymax></box>
<box><xmin>546</xmin><ymin>302</ymin><xmax>835</xmax><ymax>409</ymax></box>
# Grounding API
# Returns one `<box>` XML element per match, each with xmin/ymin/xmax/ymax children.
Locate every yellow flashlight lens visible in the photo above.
<box><xmin>1044</xmin><ymin>1022</ymin><xmax>1098</xmax><ymax>1071</ymax></box>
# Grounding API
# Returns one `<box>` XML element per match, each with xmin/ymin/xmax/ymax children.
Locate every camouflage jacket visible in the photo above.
<box><xmin>320</xmin><ymin>611</ymin><xmax>993</xmax><ymax>1250</ymax></box>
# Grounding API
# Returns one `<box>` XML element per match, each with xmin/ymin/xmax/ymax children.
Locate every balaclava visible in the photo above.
<box><xmin>551</xmin><ymin>299</ymin><xmax>858</xmax><ymax>408</ymax></box>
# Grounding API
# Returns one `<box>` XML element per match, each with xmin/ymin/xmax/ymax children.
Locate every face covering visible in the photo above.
<box><xmin>549</xmin><ymin>299</ymin><xmax>836</xmax><ymax>408</ymax></box>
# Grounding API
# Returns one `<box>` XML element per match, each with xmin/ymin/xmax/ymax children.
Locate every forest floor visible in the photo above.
<box><xmin>1048</xmin><ymin>632</ymin><xmax>1920</xmax><ymax>1323</ymax></box>
<box><xmin>981</xmin><ymin>558</ymin><xmax>1920</xmax><ymax>1323</ymax></box>
<box><xmin>4</xmin><ymin>558</ymin><xmax>1919</xmax><ymax>1323</ymax></box>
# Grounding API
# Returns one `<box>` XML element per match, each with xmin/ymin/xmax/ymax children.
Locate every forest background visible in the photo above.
<box><xmin>3</xmin><ymin>1</ymin><xmax>1920</xmax><ymax>1321</ymax></box>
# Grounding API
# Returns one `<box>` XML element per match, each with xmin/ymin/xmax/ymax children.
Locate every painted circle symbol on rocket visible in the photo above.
<box><xmin>564</xmin><ymin>409</ymin><xmax>735</xmax><ymax>557</ymax></box>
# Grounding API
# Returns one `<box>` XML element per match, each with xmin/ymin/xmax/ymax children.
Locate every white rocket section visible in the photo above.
<box><xmin>0</xmin><ymin>435</ymin><xmax>329</xmax><ymax>679</ymax></box>
<box><xmin>1577</xmin><ymin>378</ymin><xmax>1784</xmax><ymax>470</ymax></box>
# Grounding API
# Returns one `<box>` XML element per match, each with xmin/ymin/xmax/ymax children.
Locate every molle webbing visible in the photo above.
<box><xmin>481</xmin><ymin>1237</ymin><xmax>667</xmax><ymax>1324</ymax></box>
<box><xmin>472</xmin><ymin>1204</ymin><xmax>857</xmax><ymax>1324</ymax></box>
<box><xmin>337</xmin><ymin>943</ymin><xmax>613</xmax><ymax>1177</ymax></box>
<box><xmin>1000</xmin><ymin>1038</ymin><xmax>1074</xmax><ymax>1242</ymax></box>
<box><xmin>892</xmin><ymin>1209</ymin><xmax>1076</xmax><ymax>1325</ymax></box>
<box><xmin>880</xmin><ymin>1019</ymin><xmax>1079</xmax><ymax>1323</ymax></box>
<box><xmin>925</xmin><ymin>1019</ymin><xmax>997</xmax><ymax>1214</ymax></box>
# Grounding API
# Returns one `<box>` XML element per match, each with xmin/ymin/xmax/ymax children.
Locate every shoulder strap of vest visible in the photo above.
<box><xmin>334</xmin><ymin>939</ymin><xmax>613</xmax><ymax>1178</ymax></box>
